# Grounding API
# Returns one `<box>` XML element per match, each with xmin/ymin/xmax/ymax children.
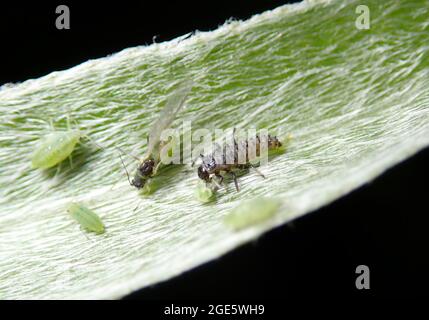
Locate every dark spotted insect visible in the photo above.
<box><xmin>197</xmin><ymin>131</ymin><xmax>282</xmax><ymax>191</ymax></box>
<box><xmin>122</xmin><ymin>79</ymin><xmax>193</xmax><ymax>189</ymax></box>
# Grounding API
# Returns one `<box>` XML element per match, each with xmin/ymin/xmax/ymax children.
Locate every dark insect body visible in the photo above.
<box><xmin>198</xmin><ymin>133</ymin><xmax>282</xmax><ymax>191</ymax></box>
<box><xmin>132</xmin><ymin>158</ymin><xmax>156</xmax><ymax>189</ymax></box>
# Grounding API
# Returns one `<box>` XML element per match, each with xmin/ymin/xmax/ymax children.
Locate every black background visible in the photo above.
<box><xmin>1</xmin><ymin>1</ymin><xmax>427</xmax><ymax>300</ymax></box>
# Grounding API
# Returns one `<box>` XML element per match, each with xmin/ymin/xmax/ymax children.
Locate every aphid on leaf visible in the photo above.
<box><xmin>195</xmin><ymin>180</ymin><xmax>217</xmax><ymax>203</ymax></box>
<box><xmin>197</xmin><ymin>129</ymin><xmax>283</xmax><ymax>192</ymax></box>
<box><xmin>67</xmin><ymin>202</ymin><xmax>105</xmax><ymax>234</ymax></box>
<box><xmin>123</xmin><ymin>79</ymin><xmax>193</xmax><ymax>190</ymax></box>
<box><xmin>31</xmin><ymin>117</ymin><xmax>97</xmax><ymax>169</ymax></box>
<box><xmin>224</xmin><ymin>197</ymin><xmax>281</xmax><ymax>230</ymax></box>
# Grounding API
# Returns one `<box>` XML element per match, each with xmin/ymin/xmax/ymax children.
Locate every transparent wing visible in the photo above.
<box><xmin>144</xmin><ymin>79</ymin><xmax>193</xmax><ymax>159</ymax></box>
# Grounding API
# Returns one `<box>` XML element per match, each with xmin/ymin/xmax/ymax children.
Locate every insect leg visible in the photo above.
<box><xmin>230</xmin><ymin>171</ymin><xmax>240</xmax><ymax>192</ymax></box>
<box><xmin>68</xmin><ymin>153</ymin><xmax>74</xmax><ymax>169</ymax></box>
<box><xmin>211</xmin><ymin>177</ymin><xmax>222</xmax><ymax>189</ymax></box>
<box><xmin>55</xmin><ymin>162</ymin><xmax>62</xmax><ymax>176</ymax></box>
<box><xmin>66</xmin><ymin>112</ymin><xmax>82</xmax><ymax>132</ymax></box>
<box><xmin>153</xmin><ymin>161</ymin><xmax>163</xmax><ymax>176</ymax></box>
<box><xmin>250</xmin><ymin>163</ymin><xmax>265</xmax><ymax>179</ymax></box>
<box><xmin>215</xmin><ymin>172</ymin><xmax>224</xmax><ymax>185</ymax></box>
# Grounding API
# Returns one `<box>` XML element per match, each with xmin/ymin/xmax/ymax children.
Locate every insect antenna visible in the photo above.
<box><xmin>119</xmin><ymin>153</ymin><xmax>133</xmax><ymax>186</ymax></box>
<box><xmin>81</xmin><ymin>135</ymin><xmax>105</xmax><ymax>151</ymax></box>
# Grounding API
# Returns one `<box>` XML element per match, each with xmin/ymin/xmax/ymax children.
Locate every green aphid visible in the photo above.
<box><xmin>31</xmin><ymin>130</ymin><xmax>83</xmax><ymax>169</ymax></box>
<box><xmin>31</xmin><ymin>117</ymin><xmax>97</xmax><ymax>169</ymax></box>
<box><xmin>224</xmin><ymin>197</ymin><xmax>281</xmax><ymax>230</ymax></box>
<box><xmin>140</xmin><ymin>176</ymin><xmax>164</xmax><ymax>195</ymax></box>
<box><xmin>195</xmin><ymin>180</ymin><xmax>216</xmax><ymax>203</ymax></box>
<box><xmin>67</xmin><ymin>202</ymin><xmax>105</xmax><ymax>234</ymax></box>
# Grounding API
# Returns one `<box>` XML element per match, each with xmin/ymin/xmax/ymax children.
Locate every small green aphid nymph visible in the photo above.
<box><xmin>195</xmin><ymin>180</ymin><xmax>216</xmax><ymax>203</ymax></box>
<box><xmin>67</xmin><ymin>202</ymin><xmax>105</xmax><ymax>234</ymax></box>
<box><xmin>224</xmin><ymin>197</ymin><xmax>281</xmax><ymax>231</ymax></box>
<box><xmin>31</xmin><ymin>130</ymin><xmax>82</xmax><ymax>169</ymax></box>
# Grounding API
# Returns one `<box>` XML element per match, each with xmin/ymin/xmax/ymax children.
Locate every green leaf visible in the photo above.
<box><xmin>0</xmin><ymin>0</ymin><xmax>428</xmax><ymax>299</ymax></box>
